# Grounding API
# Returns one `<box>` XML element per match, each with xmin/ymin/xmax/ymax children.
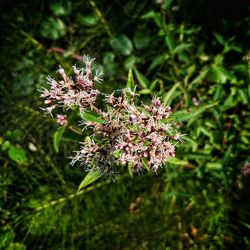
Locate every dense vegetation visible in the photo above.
<box><xmin>0</xmin><ymin>0</ymin><xmax>249</xmax><ymax>249</ymax></box>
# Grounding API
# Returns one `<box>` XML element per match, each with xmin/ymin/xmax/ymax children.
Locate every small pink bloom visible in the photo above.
<box><xmin>56</xmin><ymin>114</ymin><xmax>67</xmax><ymax>125</ymax></box>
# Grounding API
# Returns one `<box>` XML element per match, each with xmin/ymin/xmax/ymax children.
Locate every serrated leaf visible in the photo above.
<box><xmin>80</xmin><ymin>111</ymin><xmax>105</xmax><ymax>124</ymax></box>
<box><xmin>78</xmin><ymin>169</ymin><xmax>102</xmax><ymax>191</ymax></box>
<box><xmin>8</xmin><ymin>145</ymin><xmax>27</xmax><ymax>164</ymax></box>
<box><xmin>53</xmin><ymin>126</ymin><xmax>66</xmax><ymax>153</ymax></box>
<box><xmin>110</xmin><ymin>35</ymin><xmax>133</xmax><ymax>55</ymax></box>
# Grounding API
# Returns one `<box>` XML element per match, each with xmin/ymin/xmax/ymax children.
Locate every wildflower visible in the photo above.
<box><xmin>41</xmin><ymin>56</ymin><xmax>184</xmax><ymax>176</ymax></box>
<box><xmin>40</xmin><ymin>55</ymin><xmax>102</xmax><ymax>118</ymax></box>
<box><xmin>72</xmin><ymin>89</ymin><xmax>184</xmax><ymax>174</ymax></box>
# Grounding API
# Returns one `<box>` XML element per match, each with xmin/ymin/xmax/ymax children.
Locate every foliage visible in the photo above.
<box><xmin>0</xmin><ymin>0</ymin><xmax>249</xmax><ymax>249</ymax></box>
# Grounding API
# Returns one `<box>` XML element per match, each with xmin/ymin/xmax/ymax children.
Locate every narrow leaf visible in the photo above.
<box><xmin>174</xmin><ymin>102</ymin><xmax>219</xmax><ymax>122</ymax></box>
<box><xmin>126</xmin><ymin>69</ymin><xmax>135</xmax><ymax>90</ymax></box>
<box><xmin>167</xmin><ymin>157</ymin><xmax>189</xmax><ymax>165</ymax></box>
<box><xmin>173</xmin><ymin>43</ymin><xmax>192</xmax><ymax>55</ymax></box>
<box><xmin>78</xmin><ymin>169</ymin><xmax>103</xmax><ymax>191</ymax></box>
<box><xmin>53</xmin><ymin>126</ymin><xmax>66</xmax><ymax>152</ymax></box>
<box><xmin>134</xmin><ymin>69</ymin><xmax>149</xmax><ymax>89</ymax></box>
<box><xmin>213</xmin><ymin>32</ymin><xmax>224</xmax><ymax>45</ymax></box>
<box><xmin>80</xmin><ymin>111</ymin><xmax>105</xmax><ymax>124</ymax></box>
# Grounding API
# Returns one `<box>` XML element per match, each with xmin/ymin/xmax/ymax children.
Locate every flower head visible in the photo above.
<box><xmin>72</xmin><ymin>89</ymin><xmax>184</xmax><ymax>174</ymax></box>
<box><xmin>40</xmin><ymin>55</ymin><xmax>102</xmax><ymax>117</ymax></box>
<box><xmin>41</xmin><ymin>55</ymin><xmax>184</xmax><ymax>176</ymax></box>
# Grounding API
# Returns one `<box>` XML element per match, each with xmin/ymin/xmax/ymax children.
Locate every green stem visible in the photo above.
<box><xmin>88</xmin><ymin>0</ymin><xmax>113</xmax><ymax>38</ymax></box>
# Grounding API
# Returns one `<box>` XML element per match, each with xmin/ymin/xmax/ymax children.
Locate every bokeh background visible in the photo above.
<box><xmin>0</xmin><ymin>0</ymin><xmax>250</xmax><ymax>249</ymax></box>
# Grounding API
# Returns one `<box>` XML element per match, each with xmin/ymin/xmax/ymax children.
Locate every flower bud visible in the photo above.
<box><xmin>58</xmin><ymin>68</ymin><xmax>65</xmax><ymax>75</ymax></box>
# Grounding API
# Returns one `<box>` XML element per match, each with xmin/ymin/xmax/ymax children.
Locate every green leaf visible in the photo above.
<box><xmin>126</xmin><ymin>69</ymin><xmax>135</xmax><ymax>89</ymax></box>
<box><xmin>110</xmin><ymin>35</ymin><xmax>133</xmax><ymax>55</ymax></box>
<box><xmin>164</xmin><ymin>82</ymin><xmax>180</xmax><ymax>105</ymax></box>
<box><xmin>208</xmin><ymin>66</ymin><xmax>228</xmax><ymax>84</ymax></box>
<box><xmin>213</xmin><ymin>32</ymin><xmax>224</xmax><ymax>45</ymax></box>
<box><xmin>142</xmin><ymin>158</ymin><xmax>150</xmax><ymax>171</ymax></box>
<box><xmin>2</xmin><ymin>141</ymin><xmax>10</xmax><ymax>150</ymax></box>
<box><xmin>40</xmin><ymin>17</ymin><xmax>66</xmax><ymax>40</ymax></box>
<box><xmin>173</xmin><ymin>43</ymin><xmax>192</xmax><ymax>55</ymax></box>
<box><xmin>141</xmin><ymin>11</ymin><xmax>162</xmax><ymax>28</ymax></box>
<box><xmin>167</xmin><ymin>157</ymin><xmax>189</xmax><ymax>165</ymax></box>
<box><xmin>49</xmin><ymin>0</ymin><xmax>72</xmax><ymax>16</ymax></box>
<box><xmin>138</xmin><ymin>89</ymin><xmax>152</xmax><ymax>95</ymax></box>
<box><xmin>174</xmin><ymin>102</ymin><xmax>219</xmax><ymax>122</ymax></box>
<box><xmin>134</xmin><ymin>28</ymin><xmax>150</xmax><ymax>49</ymax></box>
<box><xmin>78</xmin><ymin>169</ymin><xmax>102</xmax><ymax>191</ymax></box>
<box><xmin>213</xmin><ymin>84</ymin><xmax>223</xmax><ymax>101</ymax></box>
<box><xmin>189</xmin><ymin>68</ymin><xmax>209</xmax><ymax>88</ymax></box>
<box><xmin>8</xmin><ymin>145</ymin><xmax>27</xmax><ymax>164</ymax></box>
<box><xmin>128</xmin><ymin>162</ymin><xmax>134</xmax><ymax>177</ymax></box>
<box><xmin>231</xmin><ymin>45</ymin><xmax>243</xmax><ymax>52</ymax></box>
<box><xmin>124</xmin><ymin>56</ymin><xmax>137</xmax><ymax>71</ymax></box>
<box><xmin>149</xmin><ymin>79</ymin><xmax>159</xmax><ymax>91</ymax></box>
<box><xmin>67</xmin><ymin>107</ymin><xmax>80</xmax><ymax>124</ymax></box>
<box><xmin>165</xmin><ymin>35</ymin><xmax>175</xmax><ymax>54</ymax></box>
<box><xmin>103</xmin><ymin>52</ymin><xmax>116</xmax><ymax>77</ymax></box>
<box><xmin>53</xmin><ymin>126</ymin><xmax>66</xmax><ymax>153</ymax></box>
<box><xmin>206</xmin><ymin>162</ymin><xmax>223</xmax><ymax>170</ymax></box>
<box><xmin>62</xmin><ymin>130</ymin><xmax>82</xmax><ymax>142</ymax></box>
<box><xmin>238</xmin><ymin>89</ymin><xmax>249</xmax><ymax>105</ymax></box>
<box><xmin>6</xmin><ymin>129</ymin><xmax>22</xmax><ymax>141</ymax></box>
<box><xmin>134</xmin><ymin>68</ymin><xmax>149</xmax><ymax>89</ymax></box>
<box><xmin>80</xmin><ymin>111</ymin><xmax>105</xmax><ymax>124</ymax></box>
<box><xmin>76</xmin><ymin>14</ymin><xmax>98</xmax><ymax>26</ymax></box>
<box><xmin>149</xmin><ymin>54</ymin><xmax>167</xmax><ymax>71</ymax></box>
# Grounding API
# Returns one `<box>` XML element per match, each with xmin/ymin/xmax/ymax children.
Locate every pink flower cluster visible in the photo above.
<box><xmin>71</xmin><ymin>90</ymin><xmax>184</xmax><ymax>173</ymax></box>
<box><xmin>41</xmin><ymin>55</ymin><xmax>184</xmax><ymax>175</ymax></box>
<box><xmin>40</xmin><ymin>55</ymin><xmax>102</xmax><ymax>116</ymax></box>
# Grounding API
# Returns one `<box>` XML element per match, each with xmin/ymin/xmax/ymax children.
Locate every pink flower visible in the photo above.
<box><xmin>40</xmin><ymin>55</ymin><xmax>103</xmax><ymax>117</ymax></box>
<box><xmin>56</xmin><ymin>114</ymin><xmax>67</xmax><ymax>125</ymax></box>
<box><xmin>71</xmin><ymin>89</ymin><xmax>184</xmax><ymax>173</ymax></box>
<box><xmin>41</xmin><ymin>56</ymin><xmax>184</xmax><ymax>176</ymax></box>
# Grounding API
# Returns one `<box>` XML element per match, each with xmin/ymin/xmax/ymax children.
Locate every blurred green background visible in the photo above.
<box><xmin>0</xmin><ymin>0</ymin><xmax>249</xmax><ymax>249</ymax></box>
